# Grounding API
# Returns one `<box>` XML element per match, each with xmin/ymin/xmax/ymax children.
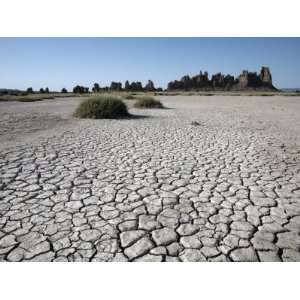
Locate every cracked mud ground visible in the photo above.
<box><xmin>1</xmin><ymin>96</ymin><xmax>300</xmax><ymax>262</ymax></box>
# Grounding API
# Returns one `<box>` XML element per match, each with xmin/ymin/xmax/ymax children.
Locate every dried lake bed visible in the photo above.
<box><xmin>0</xmin><ymin>95</ymin><xmax>300</xmax><ymax>261</ymax></box>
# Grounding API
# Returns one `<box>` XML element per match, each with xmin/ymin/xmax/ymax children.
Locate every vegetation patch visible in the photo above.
<box><xmin>0</xmin><ymin>95</ymin><xmax>55</xmax><ymax>102</ymax></box>
<box><xmin>74</xmin><ymin>95</ymin><xmax>129</xmax><ymax>119</ymax></box>
<box><xmin>134</xmin><ymin>96</ymin><xmax>164</xmax><ymax>109</ymax></box>
<box><xmin>124</xmin><ymin>94</ymin><xmax>135</xmax><ymax>100</ymax></box>
<box><xmin>0</xmin><ymin>93</ymin><xmax>81</xmax><ymax>102</ymax></box>
<box><xmin>18</xmin><ymin>96</ymin><xmax>55</xmax><ymax>102</ymax></box>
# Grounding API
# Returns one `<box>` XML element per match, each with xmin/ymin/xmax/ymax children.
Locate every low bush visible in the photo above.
<box><xmin>124</xmin><ymin>94</ymin><xmax>135</xmax><ymax>100</ymax></box>
<box><xmin>18</xmin><ymin>96</ymin><xmax>54</xmax><ymax>102</ymax></box>
<box><xmin>133</xmin><ymin>96</ymin><xmax>164</xmax><ymax>109</ymax></box>
<box><xmin>74</xmin><ymin>95</ymin><xmax>129</xmax><ymax>119</ymax></box>
<box><xmin>0</xmin><ymin>95</ymin><xmax>54</xmax><ymax>102</ymax></box>
<box><xmin>0</xmin><ymin>93</ymin><xmax>89</xmax><ymax>102</ymax></box>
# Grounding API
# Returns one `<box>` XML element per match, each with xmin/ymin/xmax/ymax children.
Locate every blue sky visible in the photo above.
<box><xmin>0</xmin><ymin>38</ymin><xmax>300</xmax><ymax>90</ymax></box>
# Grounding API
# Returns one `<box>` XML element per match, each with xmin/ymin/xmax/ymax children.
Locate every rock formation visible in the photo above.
<box><xmin>73</xmin><ymin>85</ymin><xmax>89</xmax><ymax>94</ymax></box>
<box><xmin>145</xmin><ymin>80</ymin><xmax>155</xmax><ymax>91</ymax></box>
<box><xmin>260</xmin><ymin>67</ymin><xmax>273</xmax><ymax>86</ymax></box>
<box><xmin>92</xmin><ymin>83</ymin><xmax>100</xmax><ymax>93</ymax></box>
<box><xmin>110</xmin><ymin>82</ymin><xmax>122</xmax><ymax>91</ymax></box>
<box><xmin>125</xmin><ymin>80</ymin><xmax>130</xmax><ymax>91</ymax></box>
<box><xmin>91</xmin><ymin>80</ymin><xmax>157</xmax><ymax>92</ymax></box>
<box><xmin>192</xmin><ymin>71</ymin><xmax>210</xmax><ymax>88</ymax></box>
<box><xmin>211</xmin><ymin>73</ymin><xmax>225</xmax><ymax>88</ymax></box>
<box><xmin>167</xmin><ymin>67</ymin><xmax>276</xmax><ymax>91</ymax></box>
<box><xmin>224</xmin><ymin>75</ymin><xmax>235</xmax><ymax>89</ymax></box>
<box><xmin>128</xmin><ymin>81</ymin><xmax>143</xmax><ymax>91</ymax></box>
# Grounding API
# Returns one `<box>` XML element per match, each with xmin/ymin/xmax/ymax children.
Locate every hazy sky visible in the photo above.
<box><xmin>1</xmin><ymin>37</ymin><xmax>300</xmax><ymax>90</ymax></box>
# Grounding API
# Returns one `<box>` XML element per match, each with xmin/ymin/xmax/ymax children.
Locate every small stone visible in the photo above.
<box><xmin>138</xmin><ymin>215</ymin><xmax>159</xmax><ymax>231</ymax></box>
<box><xmin>18</xmin><ymin>232</ymin><xmax>46</xmax><ymax>247</ymax></box>
<box><xmin>92</xmin><ymin>252</ymin><xmax>114</xmax><ymax>262</ymax></box>
<box><xmin>65</xmin><ymin>201</ymin><xmax>83</xmax><ymax>210</ymax></box>
<box><xmin>239</xmin><ymin>239</ymin><xmax>250</xmax><ymax>248</ymax></box>
<box><xmin>157</xmin><ymin>215</ymin><xmax>179</xmax><ymax>228</ymax></box>
<box><xmin>150</xmin><ymin>246</ymin><xmax>167</xmax><ymax>255</ymax></box>
<box><xmin>180</xmin><ymin>235</ymin><xmax>201</xmax><ymax>249</ymax></box>
<box><xmin>28</xmin><ymin>251</ymin><xmax>55</xmax><ymax>262</ymax></box>
<box><xmin>230</xmin><ymin>247</ymin><xmax>259</xmax><ymax>262</ymax></box>
<box><xmin>83</xmin><ymin>196</ymin><xmax>99</xmax><ymax>205</ymax></box>
<box><xmin>209</xmin><ymin>254</ymin><xmax>229</xmax><ymax>262</ymax></box>
<box><xmin>157</xmin><ymin>209</ymin><xmax>180</xmax><ymax>228</ymax></box>
<box><xmin>165</xmin><ymin>256</ymin><xmax>180</xmax><ymax>262</ymax></box>
<box><xmin>276</xmin><ymin>232</ymin><xmax>300</xmax><ymax>250</ymax></box>
<box><xmin>23</xmin><ymin>184</ymin><xmax>41</xmax><ymax>192</ymax></box>
<box><xmin>100</xmin><ymin>209</ymin><xmax>119</xmax><ymax>220</ymax></box>
<box><xmin>230</xmin><ymin>230</ymin><xmax>253</xmax><ymax>239</ymax></box>
<box><xmin>230</xmin><ymin>221</ymin><xmax>254</xmax><ymax>232</ymax></box>
<box><xmin>133</xmin><ymin>205</ymin><xmax>147</xmax><ymax>215</ymax></box>
<box><xmin>120</xmin><ymin>230</ymin><xmax>146</xmax><ymax>248</ymax></box>
<box><xmin>147</xmin><ymin>204</ymin><xmax>163</xmax><ymax>215</ymax></box>
<box><xmin>7</xmin><ymin>247</ymin><xmax>25</xmax><ymax>261</ymax></box>
<box><xmin>209</xmin><ymin>214</ymin><xmax>230</xmax><ymax>224</ymax></box>
<box><xmin>115</xmin><ymin>194</ymin><xmax>127</xmax><ymax>203</ymax></box>
<box><xmin>177</xmin><ymin>224</ymin><xmax>199</xmax><ymax>236</ymax></box>
<box><xmin>251</xmin><ymin>197</ymin><xmax>276</xmax><ymax>207</ymax></box>
<box><xmin>259</xmin><ymin>222</ymin><xmax>285</xmax><ymax>233</ymax></box>
<box><xmin>258</xmin><ymin>251</ymin><xmax>281</xmax><ymax>262</ymax></box>
<box><xmin>253</xmin><ymin>230</ymin><xmax>274</xmax><ymax>242</ymax></box>
<box><xmin>78</xmin><ymin>249</ymin><xmax>96</xmax><ymax>258</ymax></box>
<box><xmin>167</xmin><ymin>242</ymin><xmax>183</xmax><ymax>256</ymax></box>
<box><xmin>162</xmin><ymin>198</ymin><xmax>178</xmax><ymax>206</ymax></box>
<box><xmin>134</xmin><ymin>254</ymin><xmax>163</xmax><ymax>262</ymax></box>
<box><xmin>53</xmin><ymin>237</ymin><xmax>71</xmax><ymax>251</ymax></box>
<box><xmin>201</xmin><ymin>246</ymin><xmax>220</xmax><ymax>258</ymax></box>
<box><xmin>0</xmin><ymin>234</ymin><xmax>17</xmax><ymax>248</ymax></box>
<box><xmin>251</xmin><ymin>237</ymin><xmax>277</xmax><ymax>251</ymax></box>
<box><xmin>200</xmin><ymin>237</ymin><xmax>217</xmax><ymax>247</ymax></box>
<box><xmin>179</xmin><ymin>249</ymin><xmax>206</xmax><ymax>262</ymax></box>
<box><xmin>79</xmin><ymin>229</ymin><xmax>101</xmax><ymax>242</ymax></box>
<box><xmin>73</xmin><ymin>217</ymin><xmax>87</xmax><ymax>227</ymax></box>
<box><xmin>112</xmin><ymin>253</ymin><xmax>129</xmax><ymax>262</ymax></box>
<box><xmin>124</xmin><ymin>237</ymin><xmax>154</xmax><ymax>260</ymax></box>
<box><xmin>53</xmin><ymin>256</ymin><xmax>69</xmax><ymax>262</ymax></box>
<box><xmin>152</xmin><ymin>228</ymin><xmax>178</xmax><ymax>246</ymax></box>
<box><xmin>118</xmin><ymin>220</ymin><xmax>137</xmax><ymax>232</ymax></box>
<box><xmin>282</xmin><ymin>249</ymin><xmax>300</xmax><ymax>262</ymax></box>
<box><xmin>96</xmin><ymin>239</ymin><xmax>118</xmax><ymax>254</ymax></box>
<box><xmin>24</xmin><ymin>241</ymin><xmax>51</xmax><ymax>259</ymax></box>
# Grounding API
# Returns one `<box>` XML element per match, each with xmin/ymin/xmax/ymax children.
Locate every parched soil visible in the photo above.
<box><xmin>0</xmin><ymin>95</ymin><xmax>300</xmax><ymax>262</ymax></box>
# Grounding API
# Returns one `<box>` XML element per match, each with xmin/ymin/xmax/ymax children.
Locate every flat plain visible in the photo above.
<box><xmin>0</xmin><ymin>95</ymin><xmax>300</xmax><ymax>261</ymax></box>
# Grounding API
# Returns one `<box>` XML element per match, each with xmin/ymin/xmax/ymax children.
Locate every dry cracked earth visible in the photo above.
<box><xmin>0</xmin><ymin>95</ymin><xmax>300</xmax><ymax>262</ymax></box>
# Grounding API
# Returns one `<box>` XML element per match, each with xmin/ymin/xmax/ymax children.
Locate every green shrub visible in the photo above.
<box><xmin>74</xmin><ymin>95</ymin><xmax>129</xmax><ymax>119</ymax></box>
<box><xmin>18</xmin><ymin>95</ymin><xmax>54</xmax><ymax>102</ymax></box>
<box><xmin>124</xmin><ymin>94</ymin><xmax>135</xmax><ymax>100</ymax></box>
<box><xmin>134</xmin><ymin>96</ymin><xmax>164</xmax><ymax>109</ymax></box>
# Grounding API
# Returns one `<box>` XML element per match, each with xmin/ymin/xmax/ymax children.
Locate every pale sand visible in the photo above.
<box><xmin>1</xmin><ymin>95</ymin><xmax>300</xmax><ymax>149</ymax></box>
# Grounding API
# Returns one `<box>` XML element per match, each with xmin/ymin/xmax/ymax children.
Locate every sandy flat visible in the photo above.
<box><xmin>0</xmin><ymin>95</ymin><xmax>300</xmax><ymax>262</ymax></box>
